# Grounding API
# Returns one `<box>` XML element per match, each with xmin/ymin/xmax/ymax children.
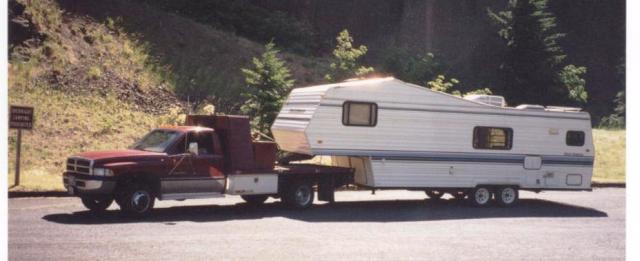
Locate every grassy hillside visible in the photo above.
<box><xmin>54</xmin><ymin>0</ymin><xmax>329</xmax><ymax>112</ymax></box>
<box><xmin>7</xmin><ymin>0</ymin><xmax>328</xmax><ymax>191</ymax></box>
<box><xmin>8</xmin><ymin>88</ymin><xmax>164</xmax><ymax>191</ymax></box>
<box><xmin>592</xmin><ymin>129</ymin><xmax>626</xmax><ymax>183</ymax></box>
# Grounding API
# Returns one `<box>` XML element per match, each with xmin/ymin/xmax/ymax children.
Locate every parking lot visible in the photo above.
<box><xmin>9</xmin><ymin>188</ymin><xmax>624</xmax><ymax>260</ymax></box>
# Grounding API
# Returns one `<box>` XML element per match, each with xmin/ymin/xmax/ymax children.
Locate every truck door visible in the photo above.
<box><xmin>186</xmin><ymin>130</ymin><xmax>226</xmax><ymax>193</ymax></box>
<box><xmin>162</xmin><ymin>134</ymin><xmax>195</xmax><ymax>195</ymax></box>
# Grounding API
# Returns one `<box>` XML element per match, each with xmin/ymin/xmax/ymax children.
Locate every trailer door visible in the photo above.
<box><xmin>524</xmin><ymin>155</ymin><xmax>544</xmax><ymax>187</ymax></box>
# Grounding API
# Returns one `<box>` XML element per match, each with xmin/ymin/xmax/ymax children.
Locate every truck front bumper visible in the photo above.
<box><xmin>63</xmin><ymin>172</ymin><xmax>116</xmax><ymax>196</ymax></box>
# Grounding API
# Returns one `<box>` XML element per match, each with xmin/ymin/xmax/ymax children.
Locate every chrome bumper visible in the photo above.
<box><xmin>63</xmin><ymin>172</ymin><xmax>116</xmax><ymax>196</ymax></box>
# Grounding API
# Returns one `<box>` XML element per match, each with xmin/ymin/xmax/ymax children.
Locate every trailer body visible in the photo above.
<box><xmin>272</xmin><ymin>78</ymin><xmax>594</xmax><ymax>193</ymax></box>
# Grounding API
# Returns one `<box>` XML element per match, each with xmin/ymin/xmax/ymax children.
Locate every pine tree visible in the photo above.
<box><xmin>325</xmin><ymin>29</ymin><xmax>374</xmax><ymax>82</ymax></box>
<box><xmin>488</xmin><ymin>0</ymin><xmax>587</xmax><ymax>105</ymax></box>
<box><xmin>241</xmin><ymin>42</ymin><xmax>295</xmax><ymax>135</ymax></box>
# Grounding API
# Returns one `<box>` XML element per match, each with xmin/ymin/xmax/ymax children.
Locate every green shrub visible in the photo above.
<box><xmin>325</xmin><ymin>29</ymin><xmax>374</xmax><ymax>82</ymax></box>
<box><xmin>241</xmin><ymin>42</ymin><xmax>295</xmax><ymax>135</ymax></box>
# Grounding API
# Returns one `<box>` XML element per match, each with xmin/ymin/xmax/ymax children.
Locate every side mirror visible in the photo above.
<box><xmin>188</xmin><ymin>142</ymin><xmax>199</xmax><ymax>155</ymax></box>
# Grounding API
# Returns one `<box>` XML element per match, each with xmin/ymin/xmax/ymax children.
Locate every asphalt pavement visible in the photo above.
<box><xmin>9</xmin><ymin>188</ymin><xmax>625</xmax><ymax>260</ymax></box>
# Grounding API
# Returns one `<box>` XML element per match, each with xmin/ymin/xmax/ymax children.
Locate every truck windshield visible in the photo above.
<box><xmin>131</xmin><ymin>130</ymin><xmax>181</xmax><ymax>152</ymax></box>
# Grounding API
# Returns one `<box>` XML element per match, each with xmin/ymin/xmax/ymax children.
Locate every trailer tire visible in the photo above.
<box><xmin>241</xmin><ymin>195</ymin><xmax>269</xmax><ymax>205</ymax></box>
<box><xmin>116</xmin><ymin>184</ymin><xmax>155</xmax><ymax>217</ymax></box>
<box><xmin>283</xmin><ymin>181</ymin><xmax>314</xmax><ymax>209</ymax></box>
<box><xmin>495</xmin><ymin>186</ymin><xmax>519</xmax><ymax>207</ymax></box>
<box><xmin>81</xmin><ymin>197</ymin><xmax>113</xmax><ymax>213</ymax></box>
<box><xmin>425</xmin><ymin>190</ymin><xmax>444</xmax><ymax>200</ymax></box>
<box><xmin>470</xmin><ymin>186</ymin><xmax>492</xmax><ymax>207</ymax></box>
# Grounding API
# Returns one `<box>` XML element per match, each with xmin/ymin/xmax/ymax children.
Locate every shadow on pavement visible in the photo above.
<box><xmin>42</xmin><ymin>198</ymin><xmax>607</xmax><ymax>225</ymax></box>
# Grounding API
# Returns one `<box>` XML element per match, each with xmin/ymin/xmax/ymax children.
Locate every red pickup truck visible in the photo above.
<box><xmin>63</xmin><ymin>115</ymin><xmax>353</xmax><ymax>217</ymax></box>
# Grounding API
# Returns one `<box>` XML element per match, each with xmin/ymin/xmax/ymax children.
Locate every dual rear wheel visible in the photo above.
<box><xmin>282</xmin><ymin>181</ymin><xmax>315</xmax><ymax>209</ymax></box>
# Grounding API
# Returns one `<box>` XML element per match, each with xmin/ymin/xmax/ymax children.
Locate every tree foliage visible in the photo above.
<box><xmin>558</xmin><ymin>64</ymin><xmax>588</xmax><ymax>103</ymax></box>
<box><xmin>599</xmin><ymin>60</ymin><xmax>626</xmax><ymax>128</ymax></box>
<box><xmin>428</xmin><ymin>75</ymin><xmax>461</xmax><ymax>96</ymax></box>
<box><xmin>381</xmin><ymin>48</ymin><xmax>445</xmax><ymax>86</ymax></box>
<box><xmin>599</xmin><ymin>90</ymin><xmax>625</xmax><ymax>128</ymax></box>
<box><xmin>488</xmin><ymin>0</ymin><xmax>587</xmax><ymax>105</ymax></box>
<box><xmin>427</xmin><ymin>75</ymin><xmax>493</xmax><ymax>98</ymax></box>
<box><xmin>464</xmin><ymin>88</ymin><xmax>494</xmax><ymax>96</ymax></box>
<box><xmin>241</xmin><ymin>42</ymin><xmax>294</xmax><ymax>135</ymax></box>
<box><xmin>325</xmin><ymin>29</ymin><xmax>374</xmax><ymax>82</ymax></box>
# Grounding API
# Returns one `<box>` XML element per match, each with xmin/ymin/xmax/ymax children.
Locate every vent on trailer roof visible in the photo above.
<box><xmin>516</xmin><ymin>104</ymin><xmax>546</xmax><ymax>110</ymax></box>
<box><xmin>545</xmin><ymin>106</ymin><xmax>582</xmax><ymax>112</ymax></box>
<box><xmin>463</xmin><ymin>95</ymin><xmax>506</xmax><ymax>107</ymax></box>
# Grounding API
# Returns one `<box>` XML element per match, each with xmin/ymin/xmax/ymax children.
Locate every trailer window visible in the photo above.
<box><xmin>473</xmin><ymin>127</ymin><xmax>513</xmax><ymax>150</ymax></box>
<box><xmin>566</xmin><ymin>131</ymin><xmax>585</xmax><ymax>146</ymax></box>
<box><xmin>342</xmin><ymin>101</ymin><xmax>377</xmax><ymax>127</ymax></box>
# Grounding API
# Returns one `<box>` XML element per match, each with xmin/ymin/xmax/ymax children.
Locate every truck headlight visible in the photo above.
<box><xmin>93</xmin><ymin>168</ymin><xmax>114</xmax><ymax>177</ymax></box>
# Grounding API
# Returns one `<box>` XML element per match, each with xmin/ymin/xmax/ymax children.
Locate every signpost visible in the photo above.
<box><xmin>9</xmin><ymin>105</ymin><xmax>34</xmax><ymax>186</ymax></box>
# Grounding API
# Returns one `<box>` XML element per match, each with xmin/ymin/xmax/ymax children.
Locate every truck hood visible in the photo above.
<box><xmin>75</xmin><ymin>149</ymin><xmax>166</xmax><ymax>161</ymax></box>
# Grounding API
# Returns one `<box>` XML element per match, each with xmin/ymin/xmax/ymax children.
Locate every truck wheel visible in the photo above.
<box><xmin>470</xmin><ymin>186</ymin><xmax>492</xmax><ymax>207</ymax></box>
<box><xmin>117</xmin><ymin>185</ymin><xmax>155</xmax><ymax>217</ymax></box>
<box><xmin>81</xmin><ymin>197</ymin><xmax>114</xmax><ymax>212</ymax></box>
<box><xmin>284</xmin><ymin>181</ymin><xmax>314</xmax><ymax>209</ymax></box>
<box><xmin>241</xmin><ymin>195</ymin><xmax>269</xmax><ymax>205</ymax></box>
<box><xmin>495</xmin><ymin>186</ymin><xmax>519</xmax><ymax>207</ymax></box>
<box><xmin>425</xmin><ymin>190</ymin><xmax>444</xmax><ymax>199</ymax></box>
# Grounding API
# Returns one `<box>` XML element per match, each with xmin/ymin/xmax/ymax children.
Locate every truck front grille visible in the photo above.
<box><xmin>66</xmin><ymin>157</ymin><xmax>92</xmax><ymax>175</ymax></box>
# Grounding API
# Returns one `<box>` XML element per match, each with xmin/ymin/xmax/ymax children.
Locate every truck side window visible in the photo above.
<box><xmin>473</xmin><ymin>126</ymin><xmax>513</xmax><ymax>150</ymax></box>
<box><xmin>170</xmin><ymin>136</ymin><xmax>186</xmax><ymax>155</ymax></box>
<box><xmin>342</xmin><ymin>101</ymin><xmax>377</xmax><ymax>127</ymax></box>
<box><xmin>187</xmin><ymin>131</ymin><xmax>215</xmax><ymax>155</ymax></box>
<box><xmin>566</xmin><ymin>131</ymin><xmax>585</xmax><ymax>146</ymax></box>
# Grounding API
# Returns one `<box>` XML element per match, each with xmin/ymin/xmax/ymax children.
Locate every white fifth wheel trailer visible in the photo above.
<box><xmin>272</xmin><ymin>77</ymin><xmax>594</xmax><ymax>206</ymax></box>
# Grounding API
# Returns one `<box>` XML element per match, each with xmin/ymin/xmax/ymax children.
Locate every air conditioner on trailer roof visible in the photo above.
<box><xmin>463</xmin><ymin>95</ymin><xmax>506</xmax><ymax>107</ymax></box>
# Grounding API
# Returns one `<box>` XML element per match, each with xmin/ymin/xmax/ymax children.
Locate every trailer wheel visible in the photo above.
<box><xmin>81</xmin><ymin>197</ymin><xmax>114</xmax><ymax>213</ymax></box>
<box><xmin>116</xmin><ymin>184</ymin><xmax>155</xmax><ymax>217</ymax></box>
<box><xmin>470</xmin><ymin>186</ymin><xmax>492</xmax><ymax>207</ymax></box>
<box><xmin>241</xmin><ymin>195</ymin><xmax>269</xmax><ymax>205</ymax></box>
<box><xmin>495</xmin><ymin>186</ymin><xmax>519</xmax><ymax>207</ymax></box>
<box><xmin>425</xmin><ymin>190</ymin><xmax>444</xmax><ymax>200</ymax></box>
<box><xmin>283</xmin><ymin>181</ymin><xmax>314</xmax><ymax>209</ymax></box>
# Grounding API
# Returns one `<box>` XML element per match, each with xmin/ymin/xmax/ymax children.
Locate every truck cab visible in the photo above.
<box><xmin>63</xmin><ymin>115</ymin><xmax>353</xmax><ymax>217</ymax></box>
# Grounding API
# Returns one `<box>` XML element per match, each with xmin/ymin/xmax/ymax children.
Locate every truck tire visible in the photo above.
<box><xmin>81</xmin><ymin>197</ymin><xmax>114</xmax><ymax>212</ymax></box>
<box><xmin>495</xmin><ymin>186</ymin><xmax>519</xmax><ymax>207</ymax></box>
<box><xmin>470</xmin><ymin>186</ymin><xmax>493</xmax><ymax>207</ymax></box>
<box><xmin>283</xmin><ymin>181</ymin><xmax>314</xmax><ymax>209</ymax></box>
<box><xmin>116</xmin><ymin>184</ymin><xmax>155</xmax><ymax>217</ymax></box>
<box><xmin>425</xmin><ymin>190</ymin><xmax>444</xmax><ymax>200</ymax></box>
<box><xmin>241</xmin><ymin>195</ymin><xmax>269</xmax><ymax>205</ymax></box>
